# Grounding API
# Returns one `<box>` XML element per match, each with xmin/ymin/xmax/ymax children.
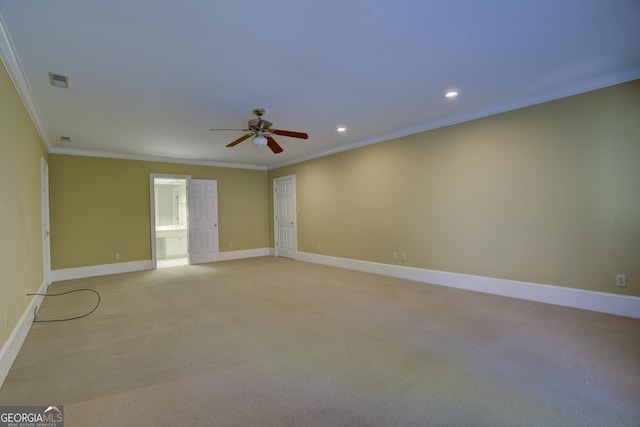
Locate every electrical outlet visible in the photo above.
<box><xmin>392</xmin><ymin>252</ymin><xmax>397</xmax><ymax>260</ymax></box>
<box><xmin>114</xmin><ymin>252</ymin><xmax>120</xmax><ymax>260</ymax></box>
<box><xmin>317</xmin><ymin>244</ymin><xmax>321</xmax><ymax>251</ymax></box>
<box><xmin>616</xmin><ymin>275</ymin><xmax>627</xmax><ymax>287</ymax></box>
<box><xmin>229</xmin><ymin>242</ymin><xmax>234</xmax><ymax>248</ymax></box>
<box><xmin>401</xmin><ymin>253</ymin><xmax>407</xmax><ymax>262</ymax></box>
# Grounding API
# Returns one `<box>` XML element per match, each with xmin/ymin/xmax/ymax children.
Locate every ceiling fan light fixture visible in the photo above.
<box><xmin>252</xmin><ymin>135</ymin><xmax>268</xmax><ymax>147</ymax></box>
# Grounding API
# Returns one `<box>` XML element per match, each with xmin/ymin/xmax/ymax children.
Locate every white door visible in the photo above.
<box><xmin>274</xmin><ymin>175</ymin><xmax>296</xmax><ymax>259</ymax></box>
<box><xmin>41</xmin><ymin>157</ymin><xmax>51</xmax><ymax>288</ymax></box>
<box><xmin>188</xmin><ymin>179</ymin><xmax>219</xmax><ymax>264</ymax></box>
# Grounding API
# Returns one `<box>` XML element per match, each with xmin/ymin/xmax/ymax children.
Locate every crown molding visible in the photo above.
<box><xmin>49</xmin><ymin>146</ymin><xmax>267</xmax><ymax>170</ymax></box>
<box><xmin>0</xmin><ymin>13</ymin><xmax>51</xmax><ymax>151</ymax></box>
<box><xmin>267</xmin><ymin>66</ymin><xmax>640</xmax><ymax>170</ymax></box>
<box><xmin>3</xmin><ymin>7</ymin><xmax>637</xmax><ymax>172</ymax></box>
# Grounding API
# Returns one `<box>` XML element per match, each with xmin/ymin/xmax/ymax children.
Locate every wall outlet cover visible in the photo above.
<box><xmin>616</xmin><ymin>275</ymin><xmax>627</xmax><ymax>287</ymax></box>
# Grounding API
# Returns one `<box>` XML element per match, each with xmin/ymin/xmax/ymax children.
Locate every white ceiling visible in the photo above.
<box><xmin>1</xmin><ymin>1</ymin><xmax>639</xmax><ymax>169</ymax></box>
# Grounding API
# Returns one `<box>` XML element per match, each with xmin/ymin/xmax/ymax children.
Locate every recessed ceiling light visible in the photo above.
<box><xmin>444</xmin><ymin>90</ymin><xmax>459</xmax><ymax>99</ymax></box>
<box><xmin>49</xmin><ymin>72</ymin><xmax>69</xmax><ymax>88</ymax></box>
<box><xmin>337</xmin><ymin>126</ymin><xmax>347</xmax><ymax>133</ymax></box>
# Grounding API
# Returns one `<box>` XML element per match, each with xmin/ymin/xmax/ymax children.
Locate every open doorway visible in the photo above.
<box><xmin>150</xmin><ymin>174</ymin><xmax>220</xmax><ymax>268</ymax></box>
<box><xmin>152</xmin><ymin>176</ymin><xmax>189</xmax><ymax>268</ymax></box>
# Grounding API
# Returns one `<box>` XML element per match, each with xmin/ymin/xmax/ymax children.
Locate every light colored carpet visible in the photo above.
<box><xmin>1</xmin><ymin>257</ymin><xmax>639</xmax><ymax>426</ymax></box>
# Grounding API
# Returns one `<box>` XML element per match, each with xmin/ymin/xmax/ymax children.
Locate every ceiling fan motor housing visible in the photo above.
<box><xmin>248</xmin><ymin>118</ymin><xmax>272</xmax><ymax>131</ymax></box>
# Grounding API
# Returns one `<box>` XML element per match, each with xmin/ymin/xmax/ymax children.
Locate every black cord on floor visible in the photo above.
<box><xmin>26</xmin><ymin>289</ymin><xmax>101</xmax><ymax>322</ymax></box>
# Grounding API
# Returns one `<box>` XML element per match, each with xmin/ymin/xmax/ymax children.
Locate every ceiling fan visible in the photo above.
<box><xmin>209</xmin><ymin>108</ymin><xmax>309</xmax><ymax>154</ymax></box>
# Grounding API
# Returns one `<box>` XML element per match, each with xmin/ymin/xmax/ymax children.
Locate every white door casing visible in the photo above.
<box><xmin>188</xmin><ymin>179</ymin><xmax>219</xmax><ymax>264</ymax></box>
<box><xmin>274</xmin><ymin>175</ymin><xmax>296</xmax><ymax>259</ymax></box>
<box><xmin>40</xmin><ymin>157</ymin><xmax>51</xmax><ymax>287</ymax></box>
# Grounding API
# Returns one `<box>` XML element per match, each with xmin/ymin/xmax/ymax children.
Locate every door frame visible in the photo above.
<box><xmin>149</xmin><ymin>173</ymin><xmax>191</xmax><ymax>269</ymax></box>
<box><xmin>273</xmin><ymin>174</ymin><xmax>297</xmax><ymax>258</ymax></box>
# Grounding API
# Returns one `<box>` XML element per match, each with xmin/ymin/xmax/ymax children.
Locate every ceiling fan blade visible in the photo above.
<box><xmin>272</xmin><ymin>129</ymin><xmax>309</xmax><ymax>139</ymax></box>
<box><xmin>226</xmin><ymin>133</ymin><xmax>252</xmax><ymax>147</ymax></box>
<box><xmin>209</xmin><ymin>128</ymin><xmax>247</xmax><ymax>131</ymax></box>
<box><xmin>266</xmin><ymin>136</ymin><xmax>284</xmax><ymax>154</ymax></box>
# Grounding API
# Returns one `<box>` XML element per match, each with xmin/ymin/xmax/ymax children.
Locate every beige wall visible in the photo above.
<box><xmin>2</xmin><ymin>51</ymin><xmax>638</xmax><ymax>359</ymax></box>
<box><xmin>0</xmin><ymin>61</ymin><xmax>48</xmax><ymax>346</ymax></box>
<box><xmin>269</xmin><ymin>81</ymin><xmax>640</xmax><ymax>296</ymax></box>
<box><xmin>49</xmin><ymin>155</ymin><xmax>268</xmax><ymax>269</ymax></box>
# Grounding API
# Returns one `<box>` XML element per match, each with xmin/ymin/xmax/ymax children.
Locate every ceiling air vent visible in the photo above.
<box><xmin>60</xmin><ymin>136</ymin><xmax>71</xmax><ymax>143</ymax></box>
<box><xmin>49</xmin><ymin>72</ymin><xmax>69</xmax><ymax>88</ymax></box>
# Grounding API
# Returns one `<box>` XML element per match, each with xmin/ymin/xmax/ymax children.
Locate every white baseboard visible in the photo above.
<box><xmin>296</xmin><ymin>252</ymin><xmax>640</xmax><ymax>319</ymax></box>
<box><xmin>218</xmin><ymin>247</ymin><xmax>270</xmax><ymax>261</ymax></box>
<box><xmin>51</xmin><ymin>249</ymin><xmax>272</xmax><ymax>281</ymax></box>
<box><xmin>52</xmin><ymin>260</ymin><xmax>152</xmax><ymax>281</ymax></box>
<box><xmin>44</xmin><ymin>250</ymin><xmax>640</xmax><ymax>317</ymax></box>
<box><xmin>0</xmin><ymin>281</ymin><xmax>46</xmax><ymax>389</ymax></box>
